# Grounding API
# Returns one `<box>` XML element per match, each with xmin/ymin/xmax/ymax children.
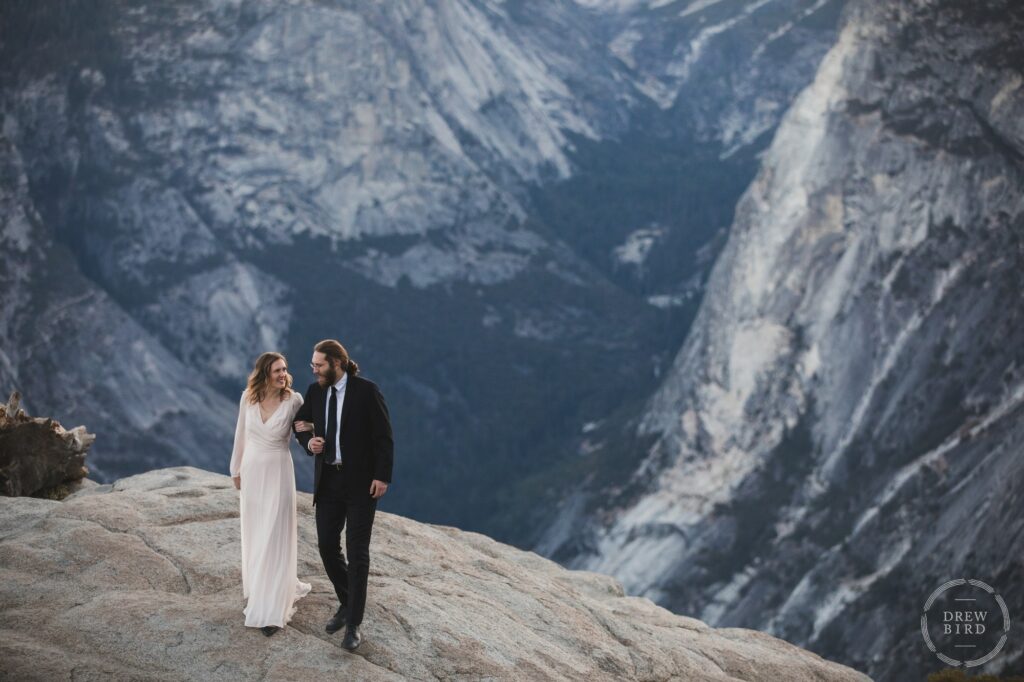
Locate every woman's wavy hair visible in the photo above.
<box><xmin>246</xmin><ymin>352</ymin><xmax>293</xmax><ymax>404</ymax></box>
<box><xmin>314</xmin><ymin>339</ymin><xmax>360</xmax><ymax>376</ymax></box>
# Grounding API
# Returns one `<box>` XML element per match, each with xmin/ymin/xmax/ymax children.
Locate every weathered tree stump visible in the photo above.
<box><xmin>0</xmin><ymin>392</ymin><xmax>93</xmax><ymax>497</ymax></box>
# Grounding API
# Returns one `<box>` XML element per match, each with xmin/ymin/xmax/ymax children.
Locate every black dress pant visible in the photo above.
<box><xmin>315</xmin><ymin>463</ymin><xmax>377</xmax><ymax>626</ymax></box>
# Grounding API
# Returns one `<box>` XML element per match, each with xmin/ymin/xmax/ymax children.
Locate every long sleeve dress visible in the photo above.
<box><xmin>229</xmin><ymin>389</ymin><xmax>312</xmax><ymax>628</ymax></box>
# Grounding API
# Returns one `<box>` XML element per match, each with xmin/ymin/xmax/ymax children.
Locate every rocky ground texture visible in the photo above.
<box><xmin>0</xmin><ymin>467</ymin><xmax>869</xmax><ymax>681</ymax></box>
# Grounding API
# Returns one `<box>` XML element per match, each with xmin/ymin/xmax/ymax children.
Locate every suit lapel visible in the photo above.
<box><xmin>339</xmin><ymin>374</ymin><xmax>354</xmax><ymax>434</ymax></box>
<box><xmin>315</xmin><ymin>382</ymin><xmax>328</xmax><ymax>437</ymax></box>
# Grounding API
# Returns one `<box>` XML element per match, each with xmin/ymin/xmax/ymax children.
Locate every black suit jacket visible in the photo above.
<box><xmin>293</xmin><ymin>374</ymin><xmax>394</xmax><ymax>505</ymax></box>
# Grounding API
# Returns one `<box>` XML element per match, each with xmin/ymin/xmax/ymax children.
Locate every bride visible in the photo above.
<box><xmin>229</xmin><ymin>352</ymin><xmax>311</xmax><ymax>636</ymax></box>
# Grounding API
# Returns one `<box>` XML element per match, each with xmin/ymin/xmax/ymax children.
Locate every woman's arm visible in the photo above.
<box><xmin>229</xmin><ymin>392</ymin><xmax>247</xmax><ymax>486</ymax></box>
<box><xmin>292</xmin><ymin>385</ymin><xmax>317</xmax><ymax>455</ymax></box>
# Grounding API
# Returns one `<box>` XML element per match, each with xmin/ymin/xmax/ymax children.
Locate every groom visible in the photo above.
<box><xmin>293</xmin><ymin>339</ymin><xmax>394</xmax><ymax>651</ymax></box>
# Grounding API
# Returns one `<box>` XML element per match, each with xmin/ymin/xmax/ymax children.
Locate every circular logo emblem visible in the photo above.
<box><xmin>921</xmin><ymin>578</ymin><xmax>1011</xmax><ymax>667</ymax></box>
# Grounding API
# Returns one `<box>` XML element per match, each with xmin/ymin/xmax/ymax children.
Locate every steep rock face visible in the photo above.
<box><xmin>578</xmin><ymin>0</ymin><xmax>845</xmax><ymax>154</ymax></box>
<box><xmin>541</xmin><ymin>0</ymin><xmax>844</xmax><ymax>303</ymax></box>
<box><xmin>0</xmin><ymin>134</ymin><xmax>236</xmax><ymax>480</ymax></box>
<box><xmin>0</xmin><ymin>466</ymin><xmax>870</xmax><ymax>681</ymax></box>
<box><xmin>544</xmin><ymin>1</ymin><xmax>1024</xmax><ymax>680</ymax></box>
<box><xmin>3</xmin><ymin>0</ymin><xmax>631</xmax><ymax>384</ymax></box>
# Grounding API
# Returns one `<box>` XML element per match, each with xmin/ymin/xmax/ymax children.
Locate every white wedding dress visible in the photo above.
<box><xmin>229</xmin><ymin>389</ymin><xmax>311</xmax><ymax>628</ymax></box>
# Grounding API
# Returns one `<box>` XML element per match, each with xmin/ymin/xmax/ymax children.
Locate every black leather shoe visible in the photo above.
<box><xmin>341</xmin><ymin>625</ymin><xmax>361</xmax><ymax>651</ymax></box>
<box><xmin>261</xmin><ymin>626</ymin><xmax>279</xmax><ymax>637</ymax></box>
<box><xmin>325</xmin><ymin>606</ymin><xmax>347</xmax><ymax>634</ymax></box>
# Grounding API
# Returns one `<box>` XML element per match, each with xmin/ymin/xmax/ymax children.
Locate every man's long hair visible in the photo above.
<box><xmin>245</xmin><ymin>352</ymin><xmax>293</xmax><ymax>404</ymax></box>
<box><xmin>315</xmin><ymin>339</ymin><xmax>360</xmax><ymax>376</ymax></box>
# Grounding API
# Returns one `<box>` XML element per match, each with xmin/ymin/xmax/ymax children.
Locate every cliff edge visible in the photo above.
<box><xmin>0</xmin><ymin>467</ymin><xmax>868</xmax><ymax>681</ymax></box>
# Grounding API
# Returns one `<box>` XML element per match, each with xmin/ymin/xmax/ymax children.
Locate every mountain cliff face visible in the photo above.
<box><xmin>542</xmin><ymin>0</ymin><xmax>1024</xmax><ymax>679</ymax></box>
<box><xmin>577</xmin><ymin>0</ymin><xmax>844</xmax><ymax>154</ymax></box>
<box><xmin>0</xmin><ymin>466</ymin><xmax>870</xmax><ymax>681</ymax></box>
<box><xmin>0</xmin><ymin>135</ymin><xmax>235</xmax><ymax>480</ymax></box>
<box><xmin>0</xmin><ymin>0</ymin><xmax>840</xmax><ymax>540</ymax></box>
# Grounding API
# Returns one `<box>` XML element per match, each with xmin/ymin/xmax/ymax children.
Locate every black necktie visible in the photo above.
<box><xmin>326</xmin><ymin>386</ymin><xmax>338</xmax><ymax>463</ymax></box>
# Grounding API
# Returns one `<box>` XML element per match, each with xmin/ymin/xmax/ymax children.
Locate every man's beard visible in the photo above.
<box><xmin>317</xmin><ymin>363</ymin><xmax>340</xmax><ymax>386</ymax></box>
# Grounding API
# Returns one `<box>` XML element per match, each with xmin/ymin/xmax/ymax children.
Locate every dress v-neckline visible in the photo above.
<box><xmin>258</xmin><ymin>397</ymin><xmax>285</xmax><ymax>425</ymax></box>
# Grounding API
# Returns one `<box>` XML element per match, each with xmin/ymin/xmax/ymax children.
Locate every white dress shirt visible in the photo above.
<box><xmin>325</xmin><ymin>372</ymin><xmax>347</xmax><ymax>464</ymax></box>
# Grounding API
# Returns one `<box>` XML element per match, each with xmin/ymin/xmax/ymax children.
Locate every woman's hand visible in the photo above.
<box><xmin>294</xmin><ymin>420</ymin><xmax>314</xmax><ymax>433</ymax></box>
<box><xmin>232</xmin><ymin>475</ymin><xmax>241</xmax><ymax>490</ymax></box>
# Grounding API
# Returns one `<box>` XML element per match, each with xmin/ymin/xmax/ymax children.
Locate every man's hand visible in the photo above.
<box><xmin>308</xmin><ymin>437</ymin><xmax>325</xmax><ymax>454</ymax></box>
<box><xmin>232</xmin><ymin>476</ymin><xmax>241</xmax><ymax>491</ymax></box>
<box><xmin>370</xmin><ymin>480</ymin><xmax>389</xmax><ymax>499</ymax></box>
<box><xmin>294</xmin><ymin>420</ymin><xmax>314</xmax><ymax>432</ymax></box>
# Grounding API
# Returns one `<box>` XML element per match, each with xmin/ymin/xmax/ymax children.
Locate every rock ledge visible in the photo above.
<box><xmin>0</xmin><ymin>467</ymin><xmax>869</xmax><ymax>681</ymax></box>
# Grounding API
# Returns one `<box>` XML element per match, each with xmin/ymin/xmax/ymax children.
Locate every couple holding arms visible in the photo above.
<box><xmin>229</xmin><ymin>339</ymin><xmax>394</xmax><ymax>651</ymax></box>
